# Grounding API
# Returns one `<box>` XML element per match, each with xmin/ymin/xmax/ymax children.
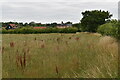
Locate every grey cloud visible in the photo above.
<box><xmin>1</xmin><ymin>2</ymin><xmax>118</xmax><ymax>23</ymax></box>
<box><xmin>118</xmin><ymin>1</ymin><xmax>120</xmax><ymax>20</ymax></box>
<box><xmin>0</xmin><ymin>0</ymin><xmax>119</xmax><ymax>2</ymax></box>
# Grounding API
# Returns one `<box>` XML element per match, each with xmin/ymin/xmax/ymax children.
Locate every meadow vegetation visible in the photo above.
<box><xmin>97</xmin><ymin>20</ymin><xmax>120</xmax><ymax>39</ymax></box>
<box><xmin>2</xmin><ymin>27</ymin><xmax>78</xmax><ymax>34</ymax></box>
<box><xmin>2</xmin><ymin>33</ymin><xmax>118</xmax><ymax>78</ymax></box>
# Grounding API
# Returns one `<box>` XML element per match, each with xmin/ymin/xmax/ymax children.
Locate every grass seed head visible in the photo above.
<box><xmin>55</xmin><ymin>66</ymin><xmax>59</xmax><ymax>75</ymax></box>
<box><xmin>10</xmin><ymin>42</ymin><xmax>15</xmax><ymax>47</ymax></box>
<box><xmin>34</xmin><ymin>37</ymin><xmax>37</xmax><ymax>40</ymax></box>
<box><xmin>69</xmin><ymin>37</ymin><xmax>71</xmax><ymax>39</ymax></box>
<box><xmin>75</xmin><ymin>37</ymin><xmax>79</xmax><ymax>41</ymax></box>
<box><xmin>41</xmin><ymin>44</ymin><xmax>45</xmax><ymax>48</ymax></box>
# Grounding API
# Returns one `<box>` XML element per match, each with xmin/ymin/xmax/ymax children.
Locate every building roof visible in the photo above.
<box><xmin>9</xmin><ymin>24</ymin><xmax>16</xmax><ymax>27</ymax></box>
<box><xmin>33</xmin><ymin>27</ymin><xmax>47</xmax><ymax>29</ymax></box>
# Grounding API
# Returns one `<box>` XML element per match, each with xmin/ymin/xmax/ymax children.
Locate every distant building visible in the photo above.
<box><xmin>57</xmin><ymin>21</ymin><xmax>72</xmax><ymax>28</ymax></box>
<box><xmin>6</xmin><ymin>24</ymin><xmax>17</xmax><ymax>30</ymax></box>
<box><xmin>33</xmin><ymin>27</ymin><xmax>47</xmax><ymax>29</ymax></box>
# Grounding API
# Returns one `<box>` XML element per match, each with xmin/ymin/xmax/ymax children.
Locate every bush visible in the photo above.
<box><xmin>97</xmin><ymin>21</ymin><xmax>119</xmax><ymax>39</ymax></box>
<box><xmin>2</xmin><ymin>27</ymin><xmax>79</xmax><ymax>34</ymax></box>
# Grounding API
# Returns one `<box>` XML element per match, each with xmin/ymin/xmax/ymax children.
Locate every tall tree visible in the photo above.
<box><xmin>29</xmin><ymin>21</ymin><xmax>36</xmax><ymax>27</ymax></box>
<box><xmin>81</xmin><ymin>10</ymin><xmax>112</xmax><ymax>32</ymax></box>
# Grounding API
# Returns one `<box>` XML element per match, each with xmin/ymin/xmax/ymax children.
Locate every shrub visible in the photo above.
<box><xmin>2</xmin><ymin>27</ymin><xmax>79</xmax><ymax>34</ymax></box>
<box><xmin>97</xmin><ymin>21</ymin><xmax>119</xmax><ymax>39</ymax></box>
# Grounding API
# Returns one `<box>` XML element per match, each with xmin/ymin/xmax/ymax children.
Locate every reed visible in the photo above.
<box><xmin>10</xmin><ymin>42</ymin><xmax>15</xmax><ymax>47</ymax></box>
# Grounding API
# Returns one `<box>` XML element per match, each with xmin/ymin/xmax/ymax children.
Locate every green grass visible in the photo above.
<box><xmin>0</xmin><ymin>34</ymin><xmax>2</xmax><ymax>79</ymax></box>
<box><xmin>2</xmin><ymin>33</ymin><xmax>118</xmax><ymax>78</ymax></box>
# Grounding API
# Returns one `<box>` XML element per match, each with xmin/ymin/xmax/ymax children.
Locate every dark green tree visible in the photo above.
<box><xmin>72</xmin><ymin>23</ymin><xmax>81</xmax><ymax>29</ymax></box>
<box><xmin>29</xmin><ymin>21</ymin><xmax>36</xmax><ymax>27</ymax></box>
<box><xmin>24</xmin><ymin>22</ymin><xmax>29</xmax><ymax>26</ymax></box>
<box><xmin>65</xmin><ymin>21</ymin><xmax>72</xmax><ymax>24</ymax></box>
<box><xmin>81</xmin><ymin>10</ymin><xmax>112</xmax><ymax>32</ymax></box>
<box><xmin>51</xmin><ymin>22</ymin><xmax>57</xmax><ymax>27</ymax></box>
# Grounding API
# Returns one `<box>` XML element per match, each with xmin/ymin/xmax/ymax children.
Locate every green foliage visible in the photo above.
<box><xmin>2</xmin><ymin>27</ymin><xmax>78</xmax><ymax>34</ymax></box>
<box><xmin>72</xmin><ymin>23</ymin><xmax>81</xmax><ymax>28</ymax></box>
<box><xmin>81</xmin><ymin>10</ymin><xmax>112</xmax><ymax>32</ymax></box>
<box><xmin>72</xmin><ymin>23</ymin><xmax>82</xmax><ymax>32</ymax></box>
<box><xmin>97</xmin><ymin>21</ymin><xmax>119</xmax><ymax>39</ymax></box>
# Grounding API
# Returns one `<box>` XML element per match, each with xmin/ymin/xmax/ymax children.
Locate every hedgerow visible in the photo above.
<box><xmin>2</xmin><ymin>27</ymin><xmax>78</xmax><ymax>34</ymax></box>
<box><xmin>97</xmin><ymin>21</ymin><xmax>120</xmax><ymax>39</ymax></box>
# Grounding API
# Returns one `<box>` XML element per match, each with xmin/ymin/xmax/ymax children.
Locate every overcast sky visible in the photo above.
<box><xmin>0</xmin><ymin>0</ymin><xmax>119</xmax><ymax>23</ymax></box>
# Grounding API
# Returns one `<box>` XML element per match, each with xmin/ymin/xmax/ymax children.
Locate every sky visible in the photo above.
<box><xmin>0</xmin><ymin>0</ymin><xmax>119</xmax><ymax>23</ymax></box>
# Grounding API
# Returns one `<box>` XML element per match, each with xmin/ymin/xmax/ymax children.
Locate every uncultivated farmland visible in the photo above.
<box><xmin>2</xmin><ymin>33</ymin><xmax>118</xmax><ymax>78</ymax></box>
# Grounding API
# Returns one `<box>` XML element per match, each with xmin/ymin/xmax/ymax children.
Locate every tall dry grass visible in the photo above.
<box><xmin>2</xmin><ymin>33</ymin><xmax>118</xmax><ymax>78</ymax></box>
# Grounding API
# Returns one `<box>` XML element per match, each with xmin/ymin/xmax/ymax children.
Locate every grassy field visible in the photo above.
<box><xmin>2</xmin><ymin>33</ymin><xmax>118</xmax><ymax>78</ymax></box>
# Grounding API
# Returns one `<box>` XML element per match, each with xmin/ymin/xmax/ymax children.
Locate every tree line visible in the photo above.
<box><xmin>1</xmin><ymin>21</ymin><xmax>72</xmax><ymax>27</ymax></box>
<box><xmin>1</xmin><ymin>10</ymin><xmax>119</xmax><ymax>39</ymax></box>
